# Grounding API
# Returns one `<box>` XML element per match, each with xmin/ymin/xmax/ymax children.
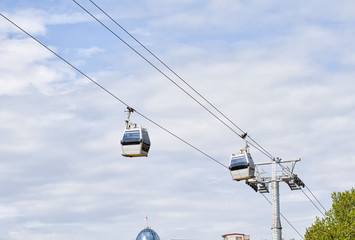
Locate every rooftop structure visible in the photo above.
<box><xmin>222</xmin><ymin>233</ymin><xmax>250</xmax><ymax>240</ymax></box>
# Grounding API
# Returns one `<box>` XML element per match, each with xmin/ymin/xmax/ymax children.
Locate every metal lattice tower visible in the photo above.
<box><xmin>245</xmin><ymin>158</ymin><xmax>304</xmax><ymax>240</ymax></box>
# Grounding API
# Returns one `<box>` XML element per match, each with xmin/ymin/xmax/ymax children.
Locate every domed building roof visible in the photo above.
<box><xmin>136</xmin><ymin>227</ymin><xmax>160</xmax><ymax>240</ymax></box>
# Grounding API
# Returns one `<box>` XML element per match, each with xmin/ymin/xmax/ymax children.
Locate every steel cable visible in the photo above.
<box><xmin>73</xmin><ymin>0</ymin><xmax>275</xmax><ymax>160</ymax></box>
<box><xmin>0</xmin><ymin>12</ymin><xmax>228</xmax><ymax>170</ymax></box>
<box><xmin>1</xmin><ymin>12</ymin><xmax>309</xmax><ymax>240</ymax></box>
<box><xmin>75</xmin><ymin>2</ymin><xmax>329</xmax><ymax>236</ymax></box>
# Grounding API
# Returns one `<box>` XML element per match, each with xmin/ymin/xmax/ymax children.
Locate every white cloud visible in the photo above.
<box><xmin>0</xmin><ymin>36</ymin><xmax>80</xmax><ymax>96</ymax></box>
<box><xmin>45</xmin><ymin>12</ymin><xmax>91</xmax><ymax>25</ymax></box>
<box><xmin>1</xmin><ymin>1</ymin><xmax>355</xmax><ymax>240</ymax></box>
<box><xmin>0</xmin><ymin>205</ymin><xmax>21</xmax><ymax>219</ymax></box>
<box><xmin>74</xmin><ymin>47</ymin><xmax>105</xmax><ymax>58</ymax></box>
<box><xmin>0</xmin><ymin>111</ymin><xmax>42</xmax><ymax>152</ymax></box>
<box><xmin>0</xmin><ymin>10</ymin><xmax>46</xmax><ymax>36</ymax></box>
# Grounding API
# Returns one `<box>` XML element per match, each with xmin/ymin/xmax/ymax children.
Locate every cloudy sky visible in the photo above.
<box><xmin>1</xmin><ymin>0</ymin><xmax>355</xmax><ymax>239</ymax></box>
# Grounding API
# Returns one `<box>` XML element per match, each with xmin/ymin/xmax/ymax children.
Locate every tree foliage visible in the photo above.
<box><xmin>305</xmin><ymin>188</ymin><xmax>355</xmax><ymax>239</ymax></box>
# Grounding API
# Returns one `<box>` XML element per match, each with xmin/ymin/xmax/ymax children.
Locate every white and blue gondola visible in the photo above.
<box><xmin>121</xmin><ymin>107</ymin><xmax>151</xmax><ymax>157</ymax></box>
<box><xmin>229</xmin><ymin>146</ymin><xmax>255</xmax><ymax>181</ymax></box>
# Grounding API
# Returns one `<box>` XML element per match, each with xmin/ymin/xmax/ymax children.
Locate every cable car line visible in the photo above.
<box><xmin>0</xmin><ymin>12</ymin><xmax>228</xmax><ymax>170</ymax></box>
<box><xmin>2</xmin><ymin>7</ymin><xmax>326</xmax><ymax>236</ymax></box>
<box><xmin>75</xmin><ymin>2</ymin><xmax>328</xmax><ymax>220</ymax></box>
<box><xmin>78</xmin><ymin>4</ymin><xmax>334</xmax><ymax>221</ymax></box>
<box><xmin>7</xmin><ymin>0</ymin><xmax>325</xmax><ymax>217</ymax></box>
<box><xmin>72</xmin><ymin>0</ymin><xmax>275</xmax><ymax>161</ymax></box>
<box><xmin>0</xmin><ymin>13</ymin><xmax>308</xmax><ymax>238</ymax></box>
<box><xmin>74</xmin><ymin>1</ymin><xmax>329</xmax><ymax>234</ymax></box>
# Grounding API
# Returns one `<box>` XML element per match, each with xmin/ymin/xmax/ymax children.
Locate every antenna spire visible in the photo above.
<box><xmin>145</xmin><ymin>216</ymin><xmax>149</xmax><ymax>229</ymax></box>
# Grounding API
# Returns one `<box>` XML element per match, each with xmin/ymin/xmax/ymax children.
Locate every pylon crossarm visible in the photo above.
<box><xmin>255</xmin><ymin>158</ymin><xmax>301</xmax><ymax>166</ymax></box>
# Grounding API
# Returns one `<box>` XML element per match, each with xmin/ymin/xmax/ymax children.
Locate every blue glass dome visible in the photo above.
<box><xmin>136</xmin><ymin>228</ymin><xmax>160</xmax><ymax>240</ymax></box>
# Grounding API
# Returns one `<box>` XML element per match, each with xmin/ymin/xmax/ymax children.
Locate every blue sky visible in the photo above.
<box><xmin>1</xmin><ymin>1</ymin><xmax>355</xmax><ymax>240</ymax></box>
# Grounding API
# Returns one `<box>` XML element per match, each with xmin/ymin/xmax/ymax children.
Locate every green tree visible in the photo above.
<box><xmin>305</xmin><ymin>188</ymin><xmax>355</xmax><ymax>240</ymax></box>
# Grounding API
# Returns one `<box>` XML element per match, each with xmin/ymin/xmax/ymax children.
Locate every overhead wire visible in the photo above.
<box><xmin>80</xmin><ymin>0</ymin><xmax>325</xmax><ymax>236</ymax></box>
<box><xmin>73</xmin><ymin>0</ymin><xmax>275</xmax><ymax>161</ymax></box>
<box><xmin>32</xmin><ymin>0</ymin><xmax>323</xmax><ymax>234</ymax></box>
<box><xmin>1</xmin><ymin>11</ymin><xmax>302</xmax><ymax>233</ymax></box>
<box><xmin>80</xmin><ymin>0</ymin><xmax>328</xmax><ymax>222</ymax></box>
<box><xmin>0</xmin><ymin>8</ymin><xmax>320</xmax><ymax>238</ymax></box>
<box><xmin>0</xmin><ymin>10</ymin><xmax>314</xmax><ymax>240</ymax></box>
<box><xmin>0</xmin><ymin>12</ymin><xmax>228</xmax><ymax>170</ymax></box>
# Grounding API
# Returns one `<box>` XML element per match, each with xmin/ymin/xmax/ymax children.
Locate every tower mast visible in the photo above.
<box><xmin>244</xmin><ymin>158</ymin><xmax>304</xmax><ymax>240</ymax></box>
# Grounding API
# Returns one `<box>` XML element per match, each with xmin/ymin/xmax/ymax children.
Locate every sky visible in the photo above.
<box><xmin>0</xmin><ymin>0</ymin><xmax>355</xmax><ymax>240</ymax></box>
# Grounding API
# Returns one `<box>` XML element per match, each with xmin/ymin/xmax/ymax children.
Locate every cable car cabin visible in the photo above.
<box><xmin>229</xmin><ymin>150</ymin><xmax>255</xmax><ymax>181</ymax></box>
<box><xmin>121</xmin><ymin>126</ymin><xmax>151</xmax><ymax>157</ymax></box>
